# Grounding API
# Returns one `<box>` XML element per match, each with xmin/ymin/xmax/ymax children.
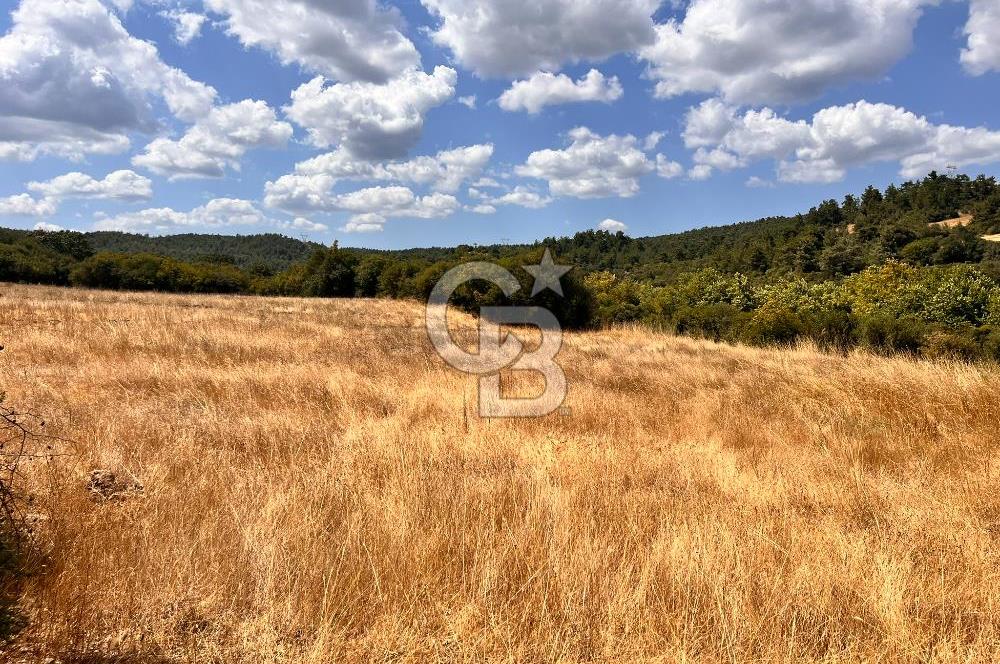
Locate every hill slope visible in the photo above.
<box><xmin>84</xmin><ymin>231</ymin><xmax>324</xmax><ymax>271</ymax></box>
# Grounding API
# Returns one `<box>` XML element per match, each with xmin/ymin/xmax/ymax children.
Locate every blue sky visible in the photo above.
<box><xmin>1</xmin><ymin>0</ymin><xmax>999</xmax><ymax>249</ymax></box>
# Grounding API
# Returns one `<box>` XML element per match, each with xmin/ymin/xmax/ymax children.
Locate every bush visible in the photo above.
<box><xmin>854</xmin><ymin>314</ymin><xmax>925</xmax><ymax>355</ymax></box>
<box><xmin>70</xmin><ymin>253</ymin><xmax>250</xmax><ymax>294</ymax></box>
<box><xmin>674</xmin><ymin>304</ymin><xmax>748</xmax><ymax>342</ymax></box>
<box><xmin>741</xmin><ymin>306</ymin><xmax>804</xmax><ymax>346</ymax></box>
<box><xmin>584</xmin><ymin>272</ymin><xmax>654</xmax><ymax>325</ymax></box>
<box><xmin>802</xmin><ymin>307</ymin><xmax>856</xmax><ymax>351</ymax></box>
<box><xmin>921</xmin><ymin>330</ymin><xmax>980</xmax><ymax>361</ymax></box>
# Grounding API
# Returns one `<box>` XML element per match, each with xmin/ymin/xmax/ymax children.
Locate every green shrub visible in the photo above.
<box><xmin>674</xmin><ymin>304</ymin><xmax>748</xmax><ymax>343</ymax></box>
<box><xmin>854</xmin><ymin>314</ymin><xmax>926</xmax><ymax>354</ymax></box>
<box><xmin>742</xmin><ymin>306</ymin><xmax>804</xmax><ymax>346</ymax></box>
<box><xmin>921</xmin><ymin>330</ymin><xmax>980</xmax><ymax>361</ymax></box>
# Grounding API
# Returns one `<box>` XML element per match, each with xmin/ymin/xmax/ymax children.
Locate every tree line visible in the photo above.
<box><xmin>4</xmin><ymin>172</ymin><xmax>1000</xmax><ymax>360</ymax></box>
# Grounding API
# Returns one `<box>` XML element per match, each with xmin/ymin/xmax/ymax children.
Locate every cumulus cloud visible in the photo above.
<box><xmin>656</xmin><ymin>154</ymin><xmax>684</xmax><ymax>179</ymax></box>
<box><xmin>682</xmin><ymin>98</ymin><xmax>738</xmax><ymax>149</ymax></box>
<box><xmin>0</xmin><ymin>169</ymin><xmax>150</xmax><ymax>220</ymax></box>
<box><xmin>683</xmin><ymin>98</ymin><xmax>1000</xmax><ymax>183</ymax></box>
<box><xmin>265</xmin><ymin>144</ymin><xmax>493</xmax><ymax>215</ymax></box>
<box><xmin>0</xmin><ymin>194</ymin><xmax>58</xmax><ymax>217</ymax></box>
<box><xmin>330</xmin><ymin>187</ymin><xmax>460</xmax><ymax>232</ymax></box>
<box><xmin>641</xmin><ymin>0</ymin><xmax>933</xmax><ymax>105</ymax></box>
<box><xmin>643</xmin><ymin>131</ymin><xmax>666</xmax><ymax>152</ymax></box>
<box><xmin>265</xmin><ymin>175</ymin><xmax>461</xmax><ymax>228</ymax></box>
<box><xmin>458</xmin><ymin>96</ymin><xmax>477</xmax><ymax>109</ymax></box>
<box><xmin>687</xmin><ymin>164</ymin><xmax>714</xmax><ymax>181</ymax></box>
<box><xmin>28</xmin><ymin>170</ymin><xmax>152</xmax><ymax>201</ymax></box>
<box><xmin>468</xmin><ymin>185</ymin><xmax>553</xmax><ymax>211</ymax></box>
<box><xmin>962</xmin><ymin>0</ymin><xmax>1000</xmax><ymax>75</ymax></box>
<box><xmin>516</xmin><ymin>127</ymin><xmax>657</xmax><ymax>198</ymax></box>
<box><xmin>898</xmin><ymin>124</ymin><xmax>1000</xmax><ymax>180</ymax></box>
<box><xmin>745</xmin><ymin>176</ymin><xmax>775</xmax><ymax>188</ymax></box>
<box><xmin>499</xmin><ymin>69</ymin><xmax>623</xmax><ymax>114</ymax></box>
<box><xmin>341</xmin><ymin>213</ymin><xmax>387</xmax><ymax>233</ymax></box>
<box><xmin>161</xmin><ymin>10</ymin><xmax>207</xmax><ymax>45</ymax></box>
<box><xmin>133</xmin><ymin>100</ymin><xmax>292</xmax><ymax>180</ymax></box>
<box><xmin>204</xmin><ymin>0</ymin><xmax>419</xmax><ymax>83</ymax></box>
<box><xmin>0</xmin><ymin>0</ymin><xmax>217</xmax><ymax>160</ymax></box>
<box><xmin>597</xmin><ymin>218</ymin><xmax>627</xmax><ymax>232</ymax></box>
<box><xmin>284</xmin><ymin>66</ymin><xmax>457</xmax><ymax>160</ymax></box>
<box><xmin>94</xmin><ymin>198</ymin><xmax>267</xmax><ymax>233</ymax></box>
<box><xmin>34</xmin><ymin>221</ymin><xmax>65</xmax><ymax>232</ymax></box>
<box><xmin>335</xmin><ymin>186</ymin><xmax>460</xmax><ymax>220</ymax></box>
<box><xmin>264</xmin><ymin>174</ymin><xmax>337</xmax><ymax>213</ymax></box>
<box><xmin>282</xmin><ymin>217</ymin><xmax>329</xmax><ymax>233</ymax></box>
<box><xmin>420</xmin><ymin>0</ymin><xmax>659</xmax><ymax>77</ymax></box>
<box><xmin>295</xmin><ymin>144</ymin><xmax>494</xmax><ymax>194</ymax></box>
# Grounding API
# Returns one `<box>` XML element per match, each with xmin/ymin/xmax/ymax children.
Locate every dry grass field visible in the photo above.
<box><xmin>1</xmin><ymin>283</ymin><xmax>999</xmax><ymax>663</ymax></box>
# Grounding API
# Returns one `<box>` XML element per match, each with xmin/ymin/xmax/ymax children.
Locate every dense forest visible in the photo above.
<box><xmin>85</xmin><ymin>232</ymin><xmax>323</xmax><ymax>271</ymax></box>
<box><xmin>5</xmin><ymin>172</ymin><xmax>1000</xmax><ymax>360</ymax></box>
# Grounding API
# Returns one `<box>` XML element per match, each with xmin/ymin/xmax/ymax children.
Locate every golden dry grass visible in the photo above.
<box><xmin>2</xmin><ymin>283</ymin><xmax>1000</xmax><ymax>663</ymax></box>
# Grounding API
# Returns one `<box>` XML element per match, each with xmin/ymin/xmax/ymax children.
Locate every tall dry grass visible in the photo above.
<box><xmin>0</xmin><ymin>283</ymin><xmax>998</xmax><ymax>663</ymax></box>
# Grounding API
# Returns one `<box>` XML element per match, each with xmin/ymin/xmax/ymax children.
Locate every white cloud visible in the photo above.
<box><xmin>267</xmin><ymin>180</ymin><xmax>460</xmax><ymax>223</ymax></box>
<box><xmin>419</xmin><ymin>0</ymin><xmax>659</xmax><ymax>77</ymax></box>
<box><xmin>790</xmin><ymin>102</ymin><xmax>932</xmax><ymax>180</ymax></box>
<box><xmin>472</xmin><ymin>177</ymin><xmax>501</xmax><ymax>188</ymax></box>
<box><xmin>656</xmin><ymin>154</ymin><xmax>684</xmax><ymax>179</ymax></box>
<box><xmin>687</xmin><ymin>164</ymin><xmax>713</xmax><ymax>181</ymax></box>
<box><xmin>517</xmin><ymin>127</ymin><xmax>655</xmax><ymax>198</ymax></box>
<box><xmin>264</xmin><ymin>174</ymin><xmax>337</xmax><ymax>213</ymax></box>
<box><xmin>899</xmin><ymin>124</ymin><xmax>1000</xmax><ymax>180</ymax></box>
<box><xmin>682</xmin><ymin>98</ymin><xmax>738</xmax><ymax>149</ymax></box>
<box><xmin>28</xmin><ymin>170</ymin><xmax>152</xmax><ymax>201</ymax></box>
<box><xmin>284</xmin><ymin>66</ymin><xmax>457</xmax><ymax>160</ymax></box>
<box><xmin>745</xmin><ymin>176</ymin><xmax>775</xmax><ymax>188</ymax></box>
<box><xmin>0</xmin><ymin>0</ymin><xmax>217</xmax><ymax>160</ymax></box>
<box><xmin>0</xmin><ymin>169</ymin><xmax>149</xmax><ymax>219</ymax></box>
<box><xmin>265</xmin><ymin>144</ymin><xmax>493</xmax><ymax>214</ymax></box>
<box><xmin>0</xmin><ymin>194</ymin><xmax>58</xmax><ymax>217</ymax></box>
<box><xmin>295</xmin><ymin>144</ymin><xmax>494</xmax><ymax>194</ymax></box>
<box><xmin>204</xmin><ymin>0</ymin><xmax>420</xmax><ymax>83</ymax></box>
<box><xmin>34</xmin><ymin>221</ymin><xmax>65</xmax><ymax>232</ymax></box>
<box><xmin>597</xmin><ymin>218</ymin><xmax>627</xmax><ymax>232</ymax></box>
<box><xmin>641</xmin><ymin>0</ymin><xmax>934</xmax><ymax>105</ymax></box>
<box><xmin>133</xmin><ymin>100</ymin><xmax>292</xmax><ymax>180</ymax></box>
<box><xmin>643</xmin><ymin>131</ymin><xmax>666</xmax><ymax>152</ymax></box>
<box><xmin>499</xmin><ymin>69</ymin><xmax>623</xmax><ymax>114</ymax></box>
<box><xmin>490</xmin><ymin>186</ymin><xmax>553</xmax><ymax>209</ymax></box>
<box><xmin>282</xmin><ymin>217</ymin><xmax>329</xmax><ymax>233</ymax></box>
<box><xmin>962</xmin><ymin>0</ymin><xmax>1000</xmax><ymax>75</ymax></box>
<box><xmin>162</xmin><ymin>10</ymin><xmax>207</xmax><ymax>45</ymax></box>
<box><xmin>458</xmin><ymin>95</ymin><xmax>477</xmax><ymax>109</ymax></box>
<box><xmin>335</xmin><ymin>187</ymin><xmax>460</xmax><ymax>223</ymax></box>
<box><xmin>93</xmin><ymin>198</ymin><xmax>267</xmax><ymax>233</ymax></box>
<box><xmin>693</xmin><ymin>147</ymin><xmax>746</xmax><ymax>172</ymax></box>
<box><xmin>684</xmin><ymin>98</ymin><xmax>1000</xmax><ymax>183</ymax></box>
<box><xmin>341</xmin><ymin>213</ymin><xmax>386</xmax><ymax>233</ymax></box>
<box><xmin>358</xmin><ymin>187</ymin><xmax>458</xmax><ymax>219</ymax></box>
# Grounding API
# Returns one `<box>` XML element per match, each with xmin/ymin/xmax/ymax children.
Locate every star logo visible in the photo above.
<box><xmin>523</xmin><ymin>249</ymin><xmax>572</xmax><ymax>297</ymax></box>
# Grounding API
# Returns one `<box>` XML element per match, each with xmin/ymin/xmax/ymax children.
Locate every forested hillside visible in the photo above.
<box><xmin>85</xmin><ymin>232</ymin><xmax>323</xmax><ymax>272</ymax></box>
<box><xmin>5</xmin><ymin>172</ymin><xmax>1000</xmax><ymax>360</ymax></box>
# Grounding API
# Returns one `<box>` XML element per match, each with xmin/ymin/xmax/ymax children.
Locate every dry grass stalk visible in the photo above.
<box><xmin>0</xmin><ymin>284</ymin><xmax>998</xmax><ymax>663</ymax></box>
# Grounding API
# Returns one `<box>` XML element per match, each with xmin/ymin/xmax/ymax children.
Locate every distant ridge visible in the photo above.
<box><xmin>83</xmin><ymin>232</ymin><xmax>324</xmax><ymax>271</ymax></box>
